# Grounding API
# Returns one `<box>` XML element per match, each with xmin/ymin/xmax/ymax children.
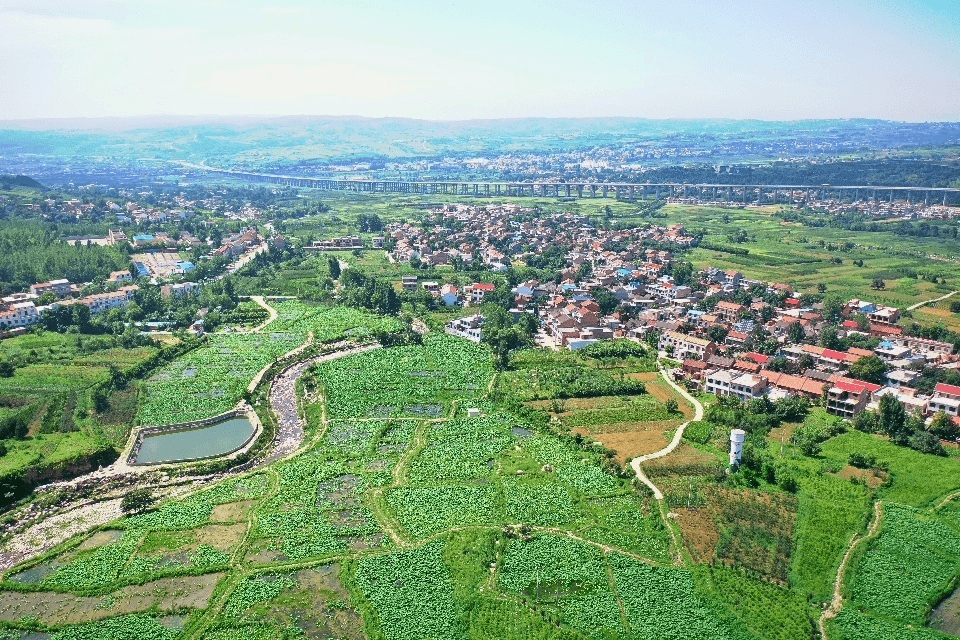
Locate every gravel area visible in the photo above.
<box><xmin>265</xmin><ymin>342</ymin><xmax>379</xmax><ymax>463</ymax></box>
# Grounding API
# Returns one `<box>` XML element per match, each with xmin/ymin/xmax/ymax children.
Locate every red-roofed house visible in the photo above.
<box><xmin>929</xmin><ymin>383</ymin><xmax>960</xmax><ymax>417</ymax></box>
<box><xmin>466</xmin><ymin>283</ymin><xmax>496</xmax><ymax>305</ymax></box>
<box><xmin>935</xmin><ymin>383</ymin><xmax>960</xmax><ymax>400</ymax></box>
<box><xmin>826</xmin><ymin>379</ymin><xmax>880</xmax><ymax>419</ymax></box>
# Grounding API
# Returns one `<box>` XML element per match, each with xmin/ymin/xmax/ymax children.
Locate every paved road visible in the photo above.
<box><xmin>630</xmin><ymin>367</ymin><xmax>704</xmax><ymax>500</ymax></box>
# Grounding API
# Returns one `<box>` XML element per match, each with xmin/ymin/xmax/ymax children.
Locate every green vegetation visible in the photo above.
<box><xmin>821</xmin><ymin>430</ymin><xmax>960</xmax><ymax>507</ymax></box>
<box><xmin>790</xmin><ymin>475</ymin><xmax>871</xmax><ymax>602</ymax></box>
<box><xmin>0</xmin><ymin>331</ymin><xmax>158</xmax><ymax>501</ymax></box>
<box><xmin>312</xmin><ymin>333</ymin><xmax>492</xmax><ymax>420</ymax></box>
<box><xmin>848</xmin><ymin>504</ymin><xmax>960</xmax><ymax>625</ymax></box>
<box><xmin>138</xmin><ymin>333</ymin><xmax>302</xmax><ymax>425</ymax></box>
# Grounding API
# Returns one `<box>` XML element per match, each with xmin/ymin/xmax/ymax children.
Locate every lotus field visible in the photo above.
<box><xmin>14</xmin><ymin>322</ymin><xmax>947</xmax><ymax>639</ymax></box>
<box><xmin>848</xmin><ymin>504</ymin><xmax>960</xmax><ymax>625</ymax></box>
<box><xmin>138</xmin><ymin>333</ymin><xmax>302</xmax><ymax>425</ymax></box>
<box><xmin>311</xmin><ymin>333</ymin><xmax>494</xmax><ymax>419</ymax></box>
<box><xmin>269</xmin><ymin>300</ymin><xmax>405</xmax><ymax>341</ymax></box>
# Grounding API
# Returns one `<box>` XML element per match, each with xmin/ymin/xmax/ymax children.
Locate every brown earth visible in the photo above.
<box><xmin>196</xmin><ymin>523</ymin><xmax>247</xmax><ymax>552</ymax></box>
<box><xmin>210</xmin><ymin>500</ymin><xmax>257</xmax><ymax>523</ymax></box>
<box><xmin>578</xmin><ymin>426</ymin><xmax>674</xmax><ymax>464</ymax></box>
<box><xmin>0</xmin><ymin>573</ymin><xmax>223</xmax><ymax>625</ymax></box>
<box><xmin>676</xmin><ymin>507</ymin><xmax>721</xmax><ymax>563</ymax></box>
<box><xmin>77</xmin><ymin>530</ymin><xmax>123</xmax><ymax>552</ymax></box>
<box><xmin>834</xmin><ymin>465</ymin><xmax>886</xmax><ymax>489</ymax></box>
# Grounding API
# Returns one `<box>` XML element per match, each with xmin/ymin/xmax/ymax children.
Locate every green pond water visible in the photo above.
<box><xmin>135</xmin><ymin>417</ymin><xmax>255</xmax><ymax>464</ymax></box>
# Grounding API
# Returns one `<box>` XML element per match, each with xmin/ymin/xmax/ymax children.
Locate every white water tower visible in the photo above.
<box><xmin>729</xmin><ymin>429</ymin><xmax>746</xmax><ymax>466</ymax></box>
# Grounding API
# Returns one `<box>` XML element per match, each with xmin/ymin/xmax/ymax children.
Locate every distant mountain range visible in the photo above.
<box><xmin>0</xmin><ymin>116</ymin><xmax>958</xmax><ymax>170</ymax></box>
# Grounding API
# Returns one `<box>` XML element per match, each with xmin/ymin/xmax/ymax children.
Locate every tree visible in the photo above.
<box><xmin>356</xmin><ymin>213</ymin><xmax>383</xmax><ymax>233</ymax></box>
<box><xmin>665</xmin><ymin>399</ymin><xmax>679</xmax><ymax>414</ymax></box>
<box><xmin>672</xmin><ymin>261</ymin><xmax>694</xmax><ymax>286</ymax></box>
<box><xmin>120</xmin><ymin>488</ymin><xmax>154</xmax><ymax>515</ymax></box>
<box><xmin>909</xmin><ymin>430</ymin><xmax>946</xmax><ymax>456</ymax></box>
<box><xmin>818</xmin><ymin>325</ymin><xmax>841</xmax><ymax>350</ymax></box>
<box><xmin>591</xmin><ymin>288</ymin><xmax>620</xmax><ymax>316</ymax></box>
<box><xmin>327</xmin><ymin>256</ymin><xmax>341</xmax><ymax>279</ymax></box>
<box><xmin>822</xmin><ymin>294</ymin><xmax>846</xmax><ymax>322</ymax></box>
<box><xmin>817</xmin><ymin>283</ymin><xmax>827</xmax><ymax>294</ymax></box>
<box><xmin>849</xmin><ymin>355</ymin><xmax>888</xmax><ymax>385</ymax></box>
<box><xmin>481</xmin><ymin>306</ymin><xmax>531</xmax><ymax>369</ymax></box>
<box><xmin>928</xmin><ymin>411</ymin><xmax>959</xmax><ymax>440</ymax></box>
<box><xmin>38</xmin><ymin>291</ymin><xmax>57</xmax><ymax>306</ymax></box>
<box><xmin>878</xmin><ymin>394</ymin><xmax>908</xmax><ymax>445</ymax></box>
<box><xmin>787</xmin><ymin>321</ymin><xmax>806</xmax><ymax>344</ymax></box>
<box><xmin>853</xmin><ymin>409</ymin><xmax>878</xmax><ymax>433</ymax></box>
<box><xmin>707</xmin><ymin>325</ymin><xmax>729</xmax><ymax>344</ymax></box>
<box><xmin>0</xmin><ymin>361</ymin><xmax>14</xmax><ymax>378</ymax></box>
<box><xmin>872</xmin><ymin>277</ymin><xmax>886</xmax><ymax>290</ymax></box>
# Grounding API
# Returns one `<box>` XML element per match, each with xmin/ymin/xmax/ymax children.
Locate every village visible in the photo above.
<box><xmin>356</xmin><ymin>203</ymin><xmax>960</xmax><ymax>431</ymax></box>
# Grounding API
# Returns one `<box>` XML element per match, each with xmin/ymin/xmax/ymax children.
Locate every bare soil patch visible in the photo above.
<box><xmin>643</xmin><ymin>444</ymin><xmax>718</xmax><ymax>472</ymax></box>
<box><xmin>246</xmin><ymin>542</ymin><xmax>287</xmax><ymax>565</ymax></box>
<box><xmin>833</xmin><ymin>465</ymin><xmax>886</xmax><ymax>489</ymax></box>
<box><xmin>645</xmin><ymin>379</ymin><xmax>694</xmax><ymax>418</ymax></box>
<box><xmin>676</xmin><ymin>507</ymin><xmax>721</xmax><ymax>563</ymax></box>
<box><xmin>196</xmin><ymin>523</ymin><xmax>247</xmax><ymax>552</ymax></box>
<box><xmin>527</xmin><ymin>396</ymin><xmax>635</xmax><ymax>412</ymax></box>
<box><xmin>210</xmin><ymin>500</ymin><xmax>257</xmax><ymax>523</ymax></box>
<box><xmin>625</xmin><ymin>372</ymin><xmax>660</xmax><ymax>382</ymax></box>
<box><xmin>932</xmin><ymin>585</ymin><xmax>960</xmax><ymax>636</ymax></box>
<box><xmin>0</xmin><ymin>573</ymin><xmax>223</xmax><ymax>625</ymax></box>
<box><xmin>767</xmin><ymin>423</ymin><xmax>797</xmax><ymax>445</ymax></box>
<box><xmin>77</xmin><ymin>530</ymin><xmax>123</xmax><ymax>552</ymax></box>
<box><xmin>580</xmin><ymin>426</ymin><xmax>673</xmax><ymax>464</ymax></box>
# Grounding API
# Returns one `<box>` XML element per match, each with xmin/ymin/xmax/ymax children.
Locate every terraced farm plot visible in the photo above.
<box><xmin>138</xmin><ymin>333</ymin><xmax>303</xmax><ymax>425</ymax></box>
<box><xmin>583</xmin><ymin>425</ymin><xmax>676</xmax><ymax>463</ymax></box>
<box><xmin>848</xmin><ymin>504</ymin><xmax>960</xmax><ymax>625</ymax></box>
<box><xmin>312</xmin><ymin>334</ymin><xmax>493</xmax><ymax>419</ymax></box>
<box><xmin>0</xmin><ymin>573</ymin><xmax>222</xmax><ymax>625</ymax></box>
<box><xmin>269</xmin><ymin>300</ymin><xmax>405</xmax><ymax>341</ymax></box>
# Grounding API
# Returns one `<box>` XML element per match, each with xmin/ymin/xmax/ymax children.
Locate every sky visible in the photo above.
<box><xmin>0</xmin><ymin>0</ymin><xmax>958</xmax><ymax>122</ymax></box>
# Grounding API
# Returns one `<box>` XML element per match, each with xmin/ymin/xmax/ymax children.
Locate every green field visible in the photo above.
<box><xmin>0</xmin><ymin>332</ymin><xmax>157</xmax><ymax>483</ymax></box>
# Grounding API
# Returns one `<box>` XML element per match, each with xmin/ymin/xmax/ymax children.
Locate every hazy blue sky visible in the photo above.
<box><xmin>1</xmin><ymin>0</ymin><xmax>958</xmax><ymax>121</ymax></box>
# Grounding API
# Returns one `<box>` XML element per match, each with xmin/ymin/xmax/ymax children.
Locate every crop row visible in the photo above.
<box><xmin>269</xmin><ymin>300</ymin><xmax>405</xmax><ymax>341</ymax></box>
<box><xmin>849</xmin><ymin>503</ymin><xmax>960</xmax><ymax>624</ymax></box>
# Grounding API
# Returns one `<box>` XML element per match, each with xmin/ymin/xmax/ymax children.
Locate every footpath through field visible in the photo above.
<box><xmin>906</xmin><ymin>289</ymin><xmax>960</xmax><ymax>311</ymax></box>
<box><xmin>629</xmin><ymin>366</ymin><xmax>703</xmax><ymax>500</ymax></box>
<box><xmin>248</xmin><ymin>295</ymin><xmax>279</xmax><ymax>332</ymax></box>
<box><xmin>818</xmin><ymin>500</ymin><xmax>884</xmax><ymax>639</ymax></box>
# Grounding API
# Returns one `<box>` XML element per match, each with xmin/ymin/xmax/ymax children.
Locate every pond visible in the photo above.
<box><xmin>134</xmin><ymin>416</ymin><xmax>256</xmax><ymax>464</ymax></box>
<box><xmin>931</xmin><ymin>585</ymin><xmax>960</xmax><ymax>636</ymax></box>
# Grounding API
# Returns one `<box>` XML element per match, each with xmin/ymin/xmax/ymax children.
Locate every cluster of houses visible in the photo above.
<box><xmin>387</xmin><ymin>204</ymin><xmax>694</xmax><ymax>270</ymax></box>
<box><xmin>399</xmin><ymin>277</ymin><xmax>495</xmax><ymax>308</ymax></box>
<box><xmin>306</xmin><ymin>236</ymin><xmax>384</xmax><ymax>251</ymax></box>
<box><xmin>213</xmin><ymin>227</ymin><xmax>262</xmax><ymax>259</ymax></box>
<box><xmin>0</xmin><ymin>275</ymin><xmax>141</xmax><ymax>332</ymax></box>
<box><xmin>655</xmin><ymin>293</ymin><xmax>959</xmax><ymax>422</ymax></box>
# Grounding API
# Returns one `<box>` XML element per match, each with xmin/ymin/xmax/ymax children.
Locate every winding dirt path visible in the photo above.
<box><xmin>249</xmin><ymin>295</ymin><xmax>279</xmax><ymax>332</ymax></box>
<box><xmin>629</xmin><ymin>367</ymin><xmax>704</xmax><ymax>500</ymax></box>
<box><xmin>818</xmin><ymin>500</ymin><xmax>884</xmax><ymax>639</ymax></box>
<box><xmin>907</xmin><ymin>290</ymin><xmax>960</xmax><ymax>311</ymax></box>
